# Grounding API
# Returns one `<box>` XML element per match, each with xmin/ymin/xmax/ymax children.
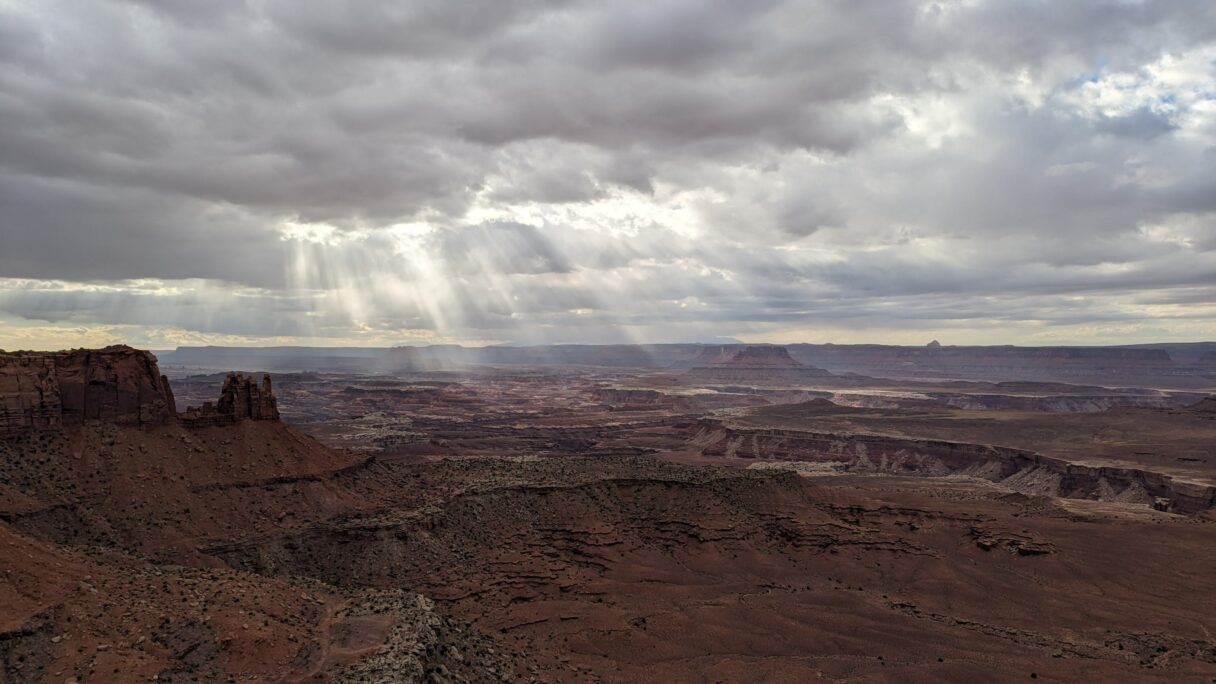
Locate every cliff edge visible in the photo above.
<box><xmin>0</xmin><ymin>345</ymin><xmax>176</xmax><ymax>435</ymax></box>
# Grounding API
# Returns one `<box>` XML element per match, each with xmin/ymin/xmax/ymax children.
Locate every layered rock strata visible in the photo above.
<box><xmin>0</xmin><ymin>346</ymin><xmax>176</xmax><ymax>435</ymax></box>
<box><xmin>1</xmin><ymin>346</ymin><xmax>284</xmax><ymax>435</ymax></box>
<box><xmin>690</xmin><ymin>419</ymin><xmax>1216</xmax><ymax>514</ymax></box>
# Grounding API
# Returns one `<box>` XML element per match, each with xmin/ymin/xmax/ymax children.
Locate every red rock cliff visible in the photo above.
<box><xmin>0</xmin><ymin>345</ymin><xmax>176</xmax><ymax>435</ymax></box>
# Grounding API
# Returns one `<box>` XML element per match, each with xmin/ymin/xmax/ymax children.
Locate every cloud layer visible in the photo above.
<box><xmin>1</xmin><ymin>0</ymin><xmax>1214</xmax><ymax>349</ymax></box>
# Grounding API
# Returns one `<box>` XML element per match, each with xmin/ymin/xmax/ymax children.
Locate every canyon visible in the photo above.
<box><xmin>1</xmin><ymin>343</ymin><xmax>1215</xmax><ymax>682</ymax></box>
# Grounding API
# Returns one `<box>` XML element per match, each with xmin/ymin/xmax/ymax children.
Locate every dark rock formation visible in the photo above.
<box><xmin>182</xmin><ymin>372</ymin><xmax>279</xmax><ymax>426</ymax></box>
<box><xmin>710</xmin><ymin>345</ymin><xmax>807</xmax><ymax>369</ymax></box>
<box><xmin>0</xmin><ymin>345</ymin><xmax>176</xmax><ymax>435</ymax></box>
<box><xmin>53</xmin><ymin>347</ymin><xmax>178</xmax><ymax>425</ymax></box>
<box><xmin>686</xmin><ymin>346</ymin><xmax>833</xmax><ymax>386</ymax></box>
<box><xmin>1189</xmin><ymin>396</ymin><xmax>1216</xmax><ymax>414</ymax></box>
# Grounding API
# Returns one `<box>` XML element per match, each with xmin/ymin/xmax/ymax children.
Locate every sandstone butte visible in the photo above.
<box><xmin>0</xmin><ymin>345</ymin><xmax>278</xmax><ymax>436</ymax></box>
<box><xmin>685</xmin><ymin>345</ymin><xmax>834</xmax><ymax>385</ymax></box>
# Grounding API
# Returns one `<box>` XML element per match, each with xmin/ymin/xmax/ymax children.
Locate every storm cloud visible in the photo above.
<box><xmin>0</xmin><ymin>0</ymin><xmax>1214</xmax><ymax>348</ymax></box>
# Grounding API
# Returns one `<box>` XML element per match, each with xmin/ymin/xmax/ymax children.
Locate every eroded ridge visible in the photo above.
<box><xmin>3</xmin><ymin>345</ymin><xmax>1216</xmax><ymax>682</ymax></box>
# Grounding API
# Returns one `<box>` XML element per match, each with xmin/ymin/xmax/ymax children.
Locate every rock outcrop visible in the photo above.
<box><xmin>0</xmin><ymin>346</ymin><xmax>176</xmax><ymax>435</ymax></box>
<box><xmin>711</xmin><ymin>346</ymin><xmax>808</xmax><ymax>369</ymax></box>
<box><xmin>0</xmin><ymin>345</ymin><xmax>288</xmax><ymax>435</ymax></box>
<box><xmin>690</xmin><ymin>418</ymin><xmax>1216</xmax><ymax>514</ymax></box>
<box><xmin>686</xmin><ymin>346</ymin><xmax>833</xmax><ymax>386</ymax></box>
<box><xmin>182</xmin><ymin>372</ymin><xmax>279</xmax><ymax>426</ymax></box>
<box><xmin>1189</xmin><ymin>396</ymin><xmax>1216</xmax><ymax>414</ymax></box>
<box><xmin>592</xmin><ymin>387</ymin><xmax>692</xmax><ymax>411</ymax></box>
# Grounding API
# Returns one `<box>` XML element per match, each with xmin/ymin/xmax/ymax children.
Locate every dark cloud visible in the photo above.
<box><xmin>1096</xmin><ymin>106</ymin><xmax>1179</xmax><ymax>139</ymax></box>
<box><xmin>0</xmin><ymin>0</ymin><xmax>1213</xmax><ymax>346</ymax></box>
<box><xmin>0</xmin><ymin>173</ymin><xmax>290</xmax><ymax>287</ymax></box>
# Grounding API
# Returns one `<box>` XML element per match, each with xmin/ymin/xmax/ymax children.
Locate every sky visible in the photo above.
<box><xmin>1</xmin><ymin>0</ymin><xmax>1215</xmax><ymax>350</ymax></box>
